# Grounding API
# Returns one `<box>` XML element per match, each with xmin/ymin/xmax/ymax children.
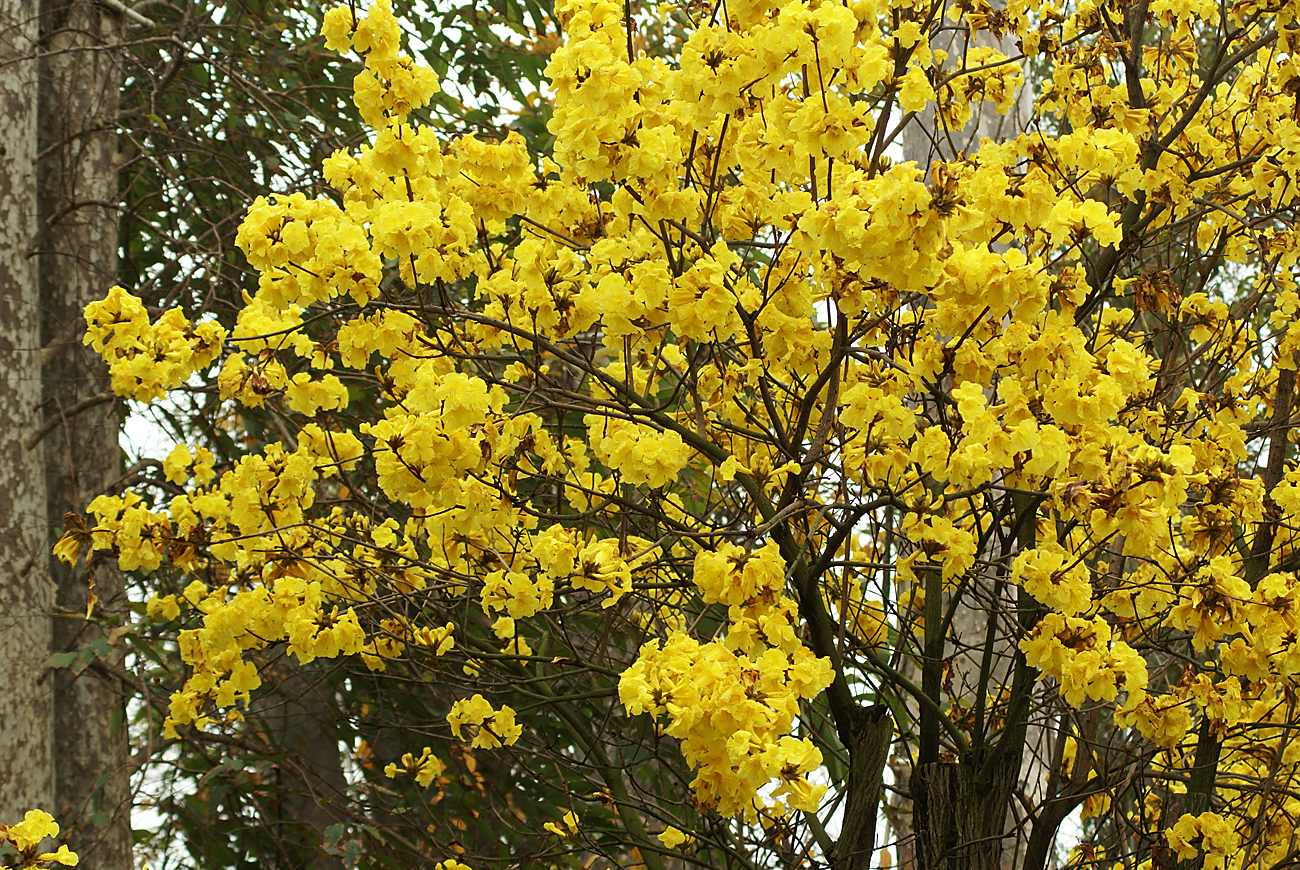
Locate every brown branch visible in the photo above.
<box><xmin>26</xmin><ymin>391</ymin><xmax>116</xmax><ymax>450</ymax></box>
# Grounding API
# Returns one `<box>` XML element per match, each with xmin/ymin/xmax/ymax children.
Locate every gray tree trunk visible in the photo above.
<box><xmin>0</xmin><ymin>0</ymin><xmax>55</xmax><ymax>825</ymax></box>
<box><xmin>37</xmin><ymin>0</ymin><xmax>130</xmax><ymax>866</ymax></box>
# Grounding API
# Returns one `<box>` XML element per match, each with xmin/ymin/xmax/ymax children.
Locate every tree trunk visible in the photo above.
<box><xmin>913</xmin><ymin>755</ymin><xmax>1021</xmax><ymax>870</ymax></box>
<box><xmin>36</xmin><ymin>0</ymin><xmax>130</xmax><ymax>866</ymax></box>
<box><xmin>0</xmin><ymin>0</ymin><xmax>55</xmax><ymax>824</ymax></box>
<box><xmin>252</xmin><ymin>654</ymin><xmax>348</xmax><ymax>870</ymax></box>
<box><xmin>834</xmin><ymin>705</ymin><xmax>894</xmax><ymax>870</ymax></box>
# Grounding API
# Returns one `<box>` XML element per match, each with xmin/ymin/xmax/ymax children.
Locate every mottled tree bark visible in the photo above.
<box><xmin>0</xmin><ymin>0</ymin><xmax>54</xmax><ymax>822</ymax></box>
<box><xmin>37</xmin><ymin>0</ymin><xmax>130</xmax><ymax>866</ymax></box>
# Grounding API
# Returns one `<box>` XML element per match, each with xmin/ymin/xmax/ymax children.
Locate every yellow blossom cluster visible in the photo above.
<box><xmin>620</xmin><ymin>543</ymin><xmax>833</xmax><ymax>817</ymax></box>
<box><xmin>383</xmin><ymin>746</ymin><xmax>446</xmax><ymax>788</ymax></box>
<box><xmin>0</xmin><ymin>811</ymin><xmax>77</xmax><ymax>870</ymax></box>
<box><xmin>83</xmin><ymin>286</ymin><xmax>225</xmax><ymax>402</ymax></box>
<box><xmin>1020</xmin><ymin>612</ymin><xmax>1148</xmax><ymax>710</ymax></box>
<box><xmin>1165</xmin><ymin>812</ymin><xmax>1240</xmax><ymax>870</ymax></box>
<box><xmin>447</xmin><ymin>694</ymin><xmax>523</xmax><ymax>749</ymax></box>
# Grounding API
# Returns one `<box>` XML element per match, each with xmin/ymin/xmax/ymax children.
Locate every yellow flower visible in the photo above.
<box><xmin>897</xmin><ymin>66</ymin><xmax>936</xmax><ymax>112</ymax></box>
<box><xmin>146</xmin><ymin>594</ymin><xmax>181</xmax><ymax>622</ymax></box>
<box><xmin>5</xmin><ymin>810</ymin><xmax>59</xmax><ymax>851</ymax></box>
<box><xmin>36</xmin><ymin>846</ymin><xmax>79</xmax><ymax>867</ymax></box>
<box><xmin>412</xmin><ymin>622</ymin><xmax>455</xmax><ymax>655</ymax></box>
<box><xmin>543</xmin><ymin>811</ymin><xmax>579</xmax><ymax>839</ymax></box>
<box><xmin>657</xmin><ymin>826</ymin><xmax>692</xmax><ymax>849</ymax></box>
<box><xmin>320</xmin><ymin>5</ymin><xmax>355</xmax><ymax>53</ymax></box>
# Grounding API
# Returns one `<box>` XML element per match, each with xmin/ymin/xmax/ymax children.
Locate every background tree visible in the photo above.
<box><xmin>36</xmin><ymin>0</ymin><xmax>130</xmax><ymax>866</ymax></box>
<box><xmin>0</xmin><ymin>3</ymin><xmax>127</xmax><ymax>865</ymax></box>
<box><xmin>0</xmin><ymin>0</ymin><xmax>56</xmax><ymax>827</ymax></box>
<box><xmin>3</xmin><ymin>0</ymin><xmax>559</xmax><ymax>863</ymax></box>
<box><xmin>65</xmin><ymin>2</ymin><xmax>1300</xmax><ymax>870</ymax></box>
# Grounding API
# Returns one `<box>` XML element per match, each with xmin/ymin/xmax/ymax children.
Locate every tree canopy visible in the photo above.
<box><xmin>24</xmin><ymin>0</ymin><xmax>1300</xmax><ymax>869</ymax></box>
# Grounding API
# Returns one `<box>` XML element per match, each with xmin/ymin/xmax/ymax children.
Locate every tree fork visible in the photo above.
<box><xmin>913</xmin><ymin>753</ymin><xmax>1021</xmax><ymax>870</ymax></box>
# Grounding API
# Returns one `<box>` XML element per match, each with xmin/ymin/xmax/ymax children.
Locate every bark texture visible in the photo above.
<box><xmin>37</xmin><ymin>0</ymin><xmax>130</xmax><ymax>865</ymax></box>
<box><xmin>834</xmin><ymin>704</ymin><xmax>894</xmax><ymax>870</ymax></box>
<box><xmin>913</xmin><ymin>756</ymin><xmax>1022</xmax><ymax>870</ymax></box>
<box><xmin>0</xmin><ymin>0</ymin><xmax>55</xmax><ymax>823</ymax></box>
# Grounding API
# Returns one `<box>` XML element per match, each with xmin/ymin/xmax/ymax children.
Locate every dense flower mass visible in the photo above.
<box><xmin>67</xmin><ymin>0</ymin><xmax>1300</xmax><ymax>865</ymax></box>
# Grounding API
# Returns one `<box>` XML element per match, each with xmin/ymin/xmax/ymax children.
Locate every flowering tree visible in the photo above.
<box><xmin>63</xmin><ymin>0</ymin><xmax>1300</xmax><ymax>868</ymax></box>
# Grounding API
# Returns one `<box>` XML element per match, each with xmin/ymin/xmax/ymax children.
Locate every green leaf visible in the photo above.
<box><xmin>46</xmin><ymin>651</ymin><xmax>79</xmax><ymax>668</ymax></box>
